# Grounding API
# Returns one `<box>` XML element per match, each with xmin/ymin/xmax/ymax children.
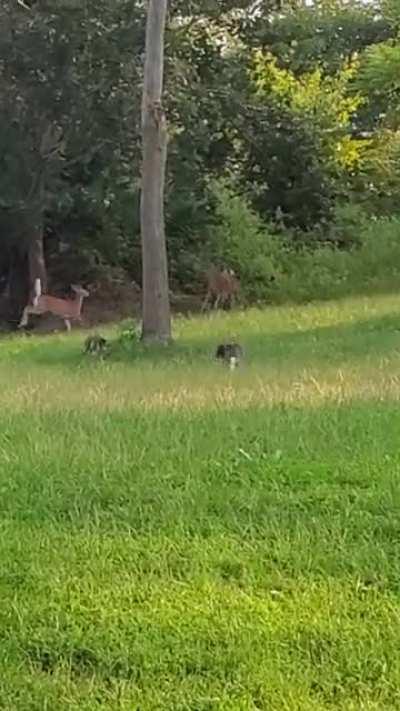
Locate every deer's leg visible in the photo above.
<box><xmin>214</xmin><ymin>294</ymin><xmax>221</xmax><ymax>310</ymax></box>
<box><xmin>64</xmin><ymin>318</ymin><xmax>71</xmax><ymax>332</ymax></box>
<box><xmin>201</xmin><ymin>291</ymin><xmax>211</xmax><ymax>312</ymax></box>
<box><xmin>18</xmin><ymin>307</ymin><xmax>30</xmax><ymax>328</ymax></box>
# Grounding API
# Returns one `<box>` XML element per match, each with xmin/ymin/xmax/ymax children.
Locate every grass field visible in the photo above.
<box><xmin>1</xmin><ymin>294</ymin><xmax>400</xmax><ymax>709</ymax></box>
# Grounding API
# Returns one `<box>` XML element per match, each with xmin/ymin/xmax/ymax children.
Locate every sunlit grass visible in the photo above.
<box><xmin>2</xmin><ymin>292</ymin><xmax>400</xmax><ymax>412</ymax></box>
<box><xmin>1</xmin><ymin>292</ymin><xmax>400</xmax><ymax>708</ymax></box>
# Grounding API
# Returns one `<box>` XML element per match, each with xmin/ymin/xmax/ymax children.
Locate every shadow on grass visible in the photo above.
<box><xmin>5</xmin><ymin>308</ymin><xmax>400</xmax><ymax>371</ymax></box>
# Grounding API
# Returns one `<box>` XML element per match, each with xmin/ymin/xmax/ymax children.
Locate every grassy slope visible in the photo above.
<box><xmin>1</xmin><ymin>294</ymin><xmax>400</xmax><ymax>709</ymax></box>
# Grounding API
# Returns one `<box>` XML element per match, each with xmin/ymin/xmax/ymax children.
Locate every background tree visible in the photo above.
<box><xmin>0</xmin><ymin>0</ymin><xmax>143</xmax><ymax>320</ymax></box>
<box><xmin>1</xmin><ymin>0</ymin><xmax>399</xmax><ymax>321</ymax></box>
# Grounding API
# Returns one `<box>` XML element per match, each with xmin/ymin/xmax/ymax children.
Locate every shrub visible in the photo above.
<box><xmin>205</xmin><ymin>178</ymin><xmax>400</xmax><ymax>304</ymax></box>
<box><xmin>206</xmin><ymin>179</ymin><xmax>283</xmax><ymax>301</ymax></box>
<box><xmin>117</xmin><ymin>320</ymin><xmax>140</xmax><ymax>352</ymax></box>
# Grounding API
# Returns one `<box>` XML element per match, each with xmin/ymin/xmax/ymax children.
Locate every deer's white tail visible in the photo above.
<box><xmin>32</xmin><ymin>278</ymin><xmax>42</xmax><ymax>307</ymax></box>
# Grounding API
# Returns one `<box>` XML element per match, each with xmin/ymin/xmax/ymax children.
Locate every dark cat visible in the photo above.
<box><xmin>215</xmin><ymin>342</ymin><xmax>243</xmax><ymax>370</ymax></box>
<box><xmin>84</xmin><ymin>334</ymin><xmax>109</xmax><ymax>356</ymax></box>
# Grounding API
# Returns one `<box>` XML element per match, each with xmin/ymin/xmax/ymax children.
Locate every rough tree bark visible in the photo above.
<box><xmin>140</xmin><ymin>0</ymin><xmax>171</xmax><ymax>343</ymax></box>
<box><xmin>0</xmin><ymin>212</ymin><xmax>47</xmax><ymax>326</ymax></box>
<box><xmin>27</xmin><ymin>151</ymin><xmax>48</xmax><ymax>300</ymax></box>
<box><xmin>28</xmin><ymin>221</ymin><xmax>47</xmax><ymax>296</ymax></box>
<box><xmin>7</xmin><ymin>247</ymin><xmax>29</xmax><ymax>326</ymax></box>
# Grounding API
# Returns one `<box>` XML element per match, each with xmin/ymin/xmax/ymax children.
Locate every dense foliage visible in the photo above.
<box><xmin>0</xmin><ymin>0</ymin><xmax>399</xmax><ymax>312</ymax></box>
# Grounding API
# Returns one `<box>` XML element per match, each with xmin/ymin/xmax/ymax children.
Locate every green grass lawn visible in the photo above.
<box><xmin>1</xmin><ymin>293</ymin><xmax>400</xmax><ymax>709</ymax></box>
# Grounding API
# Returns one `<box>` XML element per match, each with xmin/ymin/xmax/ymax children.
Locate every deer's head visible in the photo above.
<box><xmin>71</xmin><ymin>284</ymin><xmax>89</xmax><ymax>298</ymax></box>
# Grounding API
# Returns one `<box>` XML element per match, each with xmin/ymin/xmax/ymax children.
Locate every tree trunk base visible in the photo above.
<box><xmin>141</xmin><ymin>330</ymin><xmax>172</xmax><ymax>345</ymax></box>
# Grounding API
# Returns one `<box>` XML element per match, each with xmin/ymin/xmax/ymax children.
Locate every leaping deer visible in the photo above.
<box><xmin>18</xmin><ymin>279</ymin><xmax>89</xmax><ymax>332</ymax></box>
<box><xmin>202</xmin><ymin>266</ymin><xmax>240</xmax><ymax>312</ymax></box>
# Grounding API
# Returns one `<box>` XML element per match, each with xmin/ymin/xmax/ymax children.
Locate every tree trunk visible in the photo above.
<box><xmin>4</xmin><ymin>225</ymin><xmax>46</xmax><ymax>327</ymax></box>
<box><xmin>28</xmin><ymin>223</ymin><xmax>47</xmax><ymax>297</ymax></box>
<box><xmin>7</xmin><ymin>247</ymin><xmax>29</xmax><ymax>326</ymax></box>
<box><xmin>140</xmin><ymin>0</ymin><xmax>171</xmax><ymax>343</ymax></box>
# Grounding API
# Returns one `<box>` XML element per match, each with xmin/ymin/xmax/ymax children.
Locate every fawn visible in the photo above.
<box><xmin>202</xmin><ymin>266</ymin><xmax>240</xmax><ymax>312</ymax></box>
<box><xmin>19</xmin><ymin>279</ymin><xmax>89</xmax><ymax>331</ymax></box>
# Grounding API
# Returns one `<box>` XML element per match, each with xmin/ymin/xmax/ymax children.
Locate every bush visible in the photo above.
<box><xmin>327</xmin><ymin>203</ymin><xmax>370</xmax><ymax>248</ymax></box>
<box><xmin>279</xmin><ymin>216</ymin><xmax>400</xmax><ymax>302</ymax></box>
<box><xmin>356</xmin><ymin>217</ymin><xmax>400</xmax><ymax>286</ymax></box>
<box><xmin>207</xmin><ymin>179</ymin><xmax>283</xmax><ymax>301</ymax></box>
<box><xmin>117</xmin><ymin>320</ymin><xmax>140</xmax><ymax>352</ymax></box>
<box><xmin>206</xmin><ymin>179</ymin><xmax>400</xmax><ymax>304</ymax></box>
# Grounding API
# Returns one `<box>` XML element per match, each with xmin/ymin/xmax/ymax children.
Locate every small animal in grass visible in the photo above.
<box><xmin>83</xmin><ymin>334</ymin><xmax>109</xmax><ymax>357</ymax></box>
<box><xmin>215</xmin><ymin>342</ymin><xmax>243</xmax><ymax>370</ymax></box>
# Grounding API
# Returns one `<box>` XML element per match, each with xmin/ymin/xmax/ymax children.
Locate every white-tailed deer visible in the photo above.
<box><xmin>18</xmin><ymin>279</ymin><xmax>89</xmax><ymax>332</ymax></box>
<box><xmin>202</xmin><ymin>266</ymin><xmax>240</xmax><ymax>312</ymax></box>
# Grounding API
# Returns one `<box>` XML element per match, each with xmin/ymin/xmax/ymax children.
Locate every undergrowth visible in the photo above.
<box><xmin>208</xmin><ymin>180</ymin><xmax>400</xmax><ymax>305</ymax></box>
